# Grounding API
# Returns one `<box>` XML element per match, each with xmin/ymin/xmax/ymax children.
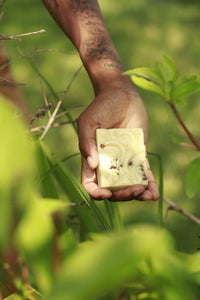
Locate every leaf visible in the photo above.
<box><xmin>16</xmin><ymin>197</ymin><xmax>69</xmax><ymax>293</ymax></box>
<box><xmin>174</xmin><ymin>74</ymin><xmax>198</xmax><ymax>88</ymax></box>
<box><xmin>16</xmin><ymin>197</ymin><xmax>68</xmax><ymax>252</ymax></box>
<box><xmin>124</xmin><ymin>67</ymin><xmax>163</xmax><ymax>85</ymax></box>
<box><xmin>4</xmin><ymin>294</ymin><xmax>24</xmax><ymax>300</ymax></box>
<box><xmin>185</xmin><ymin>158</ymin><xmax>200</xmax><ymax>197</ymax></box>
<box><xmin>44</xmin><ymin>225</ymin><xmax>197</xmax><ymax>300</ymax></box>
<box><xmin>172</xmin><ymin>78</ymin><xmax>200</xmax><ymax>99</ymax></box>
<box><xmin>163</xmin><ymin>54</ymin><xmax>177</xmax><ymax>82</ymax></box>
<box><xmin>156</xmin><ymin>54</ymin><xmax>177</xmax><ymax>85</ymax></box>
<box><xmin>41</xmin><ymin>141</ymin><xmax>111</xmax><ymax>233</ymax></box>
<box><xmin>124</xmin><ymin>67</ymin><xmax>165</xmax><ymax>97</ymax></box>
<box><xmin>0</xmin><ymin>96</ymin><xmax>34</xmax><ymax>250</ymax></box>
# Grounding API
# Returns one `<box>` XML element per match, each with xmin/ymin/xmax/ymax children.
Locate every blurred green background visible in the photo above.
<box><xmin>1</xmin><ymin>0</ymin><xmax>200</xmax><ymax>252</ymax></box>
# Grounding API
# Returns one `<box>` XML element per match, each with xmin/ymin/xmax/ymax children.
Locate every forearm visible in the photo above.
<box><xmin>42</xmin><ymin>0</ymin><xmax>131</xmax><ymax>94</ymax></box>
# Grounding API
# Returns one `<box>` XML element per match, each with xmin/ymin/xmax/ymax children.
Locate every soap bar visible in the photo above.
<box><xmin>96</xmin><ymin>128</ymin><xmax>148</xmax><ymax>190</ymax></box>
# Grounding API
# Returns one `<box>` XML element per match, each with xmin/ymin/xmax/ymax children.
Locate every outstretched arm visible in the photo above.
<box><xmin>42</xmin><ymin>0</ymin><xmax>159</xmax><ymax>201</ymax></box>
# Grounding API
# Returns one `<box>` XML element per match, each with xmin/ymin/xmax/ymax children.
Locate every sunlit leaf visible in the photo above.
<box><xmin>185</xmin><ymin>158</ymin><xmax>200</xmax><ymax>197</ymax></box>
<box><xmin>16</xmin><ymin>197</ymin><xmax>68</xmax><ymax>252</ymax></box>
<box><xmin>127</xmin><ymin>73</ymin><xmax>165</xmax><ymax>97</ymax></box>
<box><xmin>124</xmin><ymin>67</ymin><xmax>163</xmax><ymax>85</ymax></box>
<box><xmin>44</xmin><ymin>225</ymin><xmax>197</xmax><ymax>300</ymax></box>
<box><xmin>16</xmin><ymin>197</ymin><xmax>68</xmax><ymax>292</ymax></box>
<box><xmin>0</xmin><ymin>96</ymin><xmax>34</xmax><ymax>250</ymax></box>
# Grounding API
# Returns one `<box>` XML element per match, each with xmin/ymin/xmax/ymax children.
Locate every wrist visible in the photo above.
<box><xmin>79</xmin><ymin>38</ymin><xmax>133</xmax><ymax>94</ymax></box>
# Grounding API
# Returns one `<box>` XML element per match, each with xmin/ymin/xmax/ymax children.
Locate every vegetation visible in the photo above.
<box><xmin>1</xmin><ymin>0</ymin><xmax>200</xmax><ymax>299</ymax></box>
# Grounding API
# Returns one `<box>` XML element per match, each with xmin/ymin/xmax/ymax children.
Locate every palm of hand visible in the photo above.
<box><xmin>77</xmin><ymin>85</ymin><xmax>159</xmax><ymax>201</ymax></box>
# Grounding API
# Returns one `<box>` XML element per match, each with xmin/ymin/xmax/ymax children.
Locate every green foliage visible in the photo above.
<box><xmin>125</xmin><ymin>54</ymin><xmax>200</xmax><ymax>202</ymax></box>
<box><xmin>0</xmin><ymin>96</ymin><xmax>35</xmax><ymax>251</ymax></box>
<box><xmin>1</xmin><ymin>93</ymin><xmax>200</xmax><ymax>300</ymax></box>
<box><xmin>124</xmin><ymin>54</ymin><xmax>200</xmax><ymax>104</ymax></box>
<box><xmin>45</xmin><ymin>225</ymin><xmax>199</xmax><ymax>300</ymax></box>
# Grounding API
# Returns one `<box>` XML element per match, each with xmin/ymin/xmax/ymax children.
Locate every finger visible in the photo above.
<box><xmin>138</xmin><ymin>159</ymin><xmax>160</xmax><ymax>201</ymax></box>
<box><xmin>77</xmin><ymin>114</ymin><xmax>98</xmax><ymax>170</ymax></box>
<box><xmin>81</xmin><ymin>156</ymin><xmax>112</xmax><ymax>200</ymax></box>
<box><xmin>109</xmin><ymin>185</ymin><xmax>145</xmax><ymax>202</ymax></box>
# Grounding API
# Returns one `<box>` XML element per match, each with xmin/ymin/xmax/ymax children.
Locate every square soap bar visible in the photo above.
<box><xmin>96</xmin><ymin>128</ymin><xmax>148</xmax><ymax>190</ymax></box>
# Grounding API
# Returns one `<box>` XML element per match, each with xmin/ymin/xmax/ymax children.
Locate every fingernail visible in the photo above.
<box><xmin>133</xmin><ymin>191</ymin><xmax>142</xmax><ymax>198</ymax></box>
<box><xmin>87</xmin><ymin>156</ymin><xmax>96</xmax><ymax>169</ymax></box>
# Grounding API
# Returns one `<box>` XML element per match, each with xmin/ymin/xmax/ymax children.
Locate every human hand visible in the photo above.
<box><xmin>77</xmin><ymin>80</ymin><xmax>160</xmax><ymax>201</ymax></box>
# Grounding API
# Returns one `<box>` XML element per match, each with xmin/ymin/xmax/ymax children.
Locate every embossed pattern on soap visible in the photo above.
<box><xmin>96</xmin><ymin>128</ymin><xmax>148</xmax><ymax>190</ymax></box>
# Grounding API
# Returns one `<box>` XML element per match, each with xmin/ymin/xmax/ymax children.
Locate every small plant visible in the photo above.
<box><xmin>124</xmin><ymin>54</ymin><xmax>200</xmax><ymax>198</ymax></box>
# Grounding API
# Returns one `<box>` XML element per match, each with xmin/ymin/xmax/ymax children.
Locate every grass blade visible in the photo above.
<box><xmin>148</xmin><ymin>152</ymin><xmax>163</xmax><ymax>227</ymax></box>
<box><xmin>104</xmin><ymin>200</ymin><xmax>123</xmax><ymax>231</ymax></box>
<box><xmin>41</xmin><ymin>141</ymin><xmax>111</xmax><ymax>233</ymax></box>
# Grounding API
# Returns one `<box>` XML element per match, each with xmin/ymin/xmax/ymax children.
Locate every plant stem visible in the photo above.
<box><xmin>170</xmin><ymin>103</ymin><xmax>200</xmax><ymax>151</ymax></box>
<box><xmin>148</xmin><ymin>152</ymin><xmax>163</xmax><ymax>227</ymax></box>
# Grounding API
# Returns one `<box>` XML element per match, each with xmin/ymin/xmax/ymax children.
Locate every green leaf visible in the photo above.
<box><xmin>0</xmin><ymin>96</ymin><xmax>34</xmax><ymax>250</ymax></box>
<box><xmin>124</xmin><ymin>67</ymin><xmax>165</xmax><ymax>97</ymax></box>
<box><xmin>34</xmin><ymin>137</ymin><xmax>59</xmax><ymax>198</ymax></box>
<box><xmin>4</xmin><ymin>294</ymin><xmax>24</xmax><ymax>300</ymax></box>
<box><xmin>172</xmin><ymin>78</ymin><xmax>200</xmax><ymax>99</ymax></box>
<box><xmin>44</xmin><ymin>225</ymin><xmax>198</xmax><ymax>300</ymax></box>
<box><xmin>124</xmin><ymin>67</ymin><xmax>163</xmax><ymax>85</ymax></box>
<box><xmin>16</xmin><ymin>197</ymin><xmax>69</xmax><ymax>293</ymax></box>
<box><xmin>16</xmin><ymin>197</ymin><xmax>68</xmax><ymax>252</ymax></box>
<box><xmin>41</xmin><ymin>142</ymin><xmax>111</xmax><ymax>233</ymax></box>
<box><xmin>185</xmin><ymin>158</ymin><xmax>200</xmax><ymax>197</ymax></box>
<box><xmin>163</xmin><ymin>54</ymin><xmax>177</xmax><ymax>82</ymax></box>
<box><xmin>174</xmin><ymin>75</ymin><xmax>197</xmax><ymax>88</ymax></box>
<box><xmin>156</xmin><ymin>54</ymin><xmax>177</xmax><ymax>85</ymax></box>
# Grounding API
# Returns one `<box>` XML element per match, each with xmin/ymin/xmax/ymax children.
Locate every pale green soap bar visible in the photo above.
<box><xmin>96</xmin><ymin>128</ymin><xmax>148</xmax><ymax>190</ymax></box>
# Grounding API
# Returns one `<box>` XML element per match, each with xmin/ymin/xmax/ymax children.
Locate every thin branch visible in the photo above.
<box><xmin>164</xmin><ymin>196</ymin><xmax>200</xmax><ymax>225</ymax></box>
<box><xmin>69</xmin><ymin>202</ymin><xmax>86</xmax><ymax>207</ymax></box>
<box><xmin>173</xmin><ymin>142</ymin><xmax>198</xmax><ymax>151</ymax></box>
<box><xmin>30</xmin><ymin>119</ymin><xmax>78</xmax><ymax>134</ymax></box>
<box><xmin>0</xmin><ymin>29</ymin><xmax>45</xmax><ymax>41</ymax></box>
<box><xmin>55</xmin><ymin>105</ymin><xmax>86</xmax><ymax>119</ymax></box>
<box><xmin>0</xmin><ymin>0</ymin><xmax>6</xmax><ymax>10</ymax></box>
<box><xmin>40</xmin><ymin>66</ymin><xmax>82</xmax><ymax>140</ymax></box>
<box><xmin>0</xmin><ymin>48</ymin><xmax>75</xmax><ymax>72</ymax></box>
<box><xmin>33</xmin><ymin>54</ymin><xmax>52</xmax><ymax>118</ymax></box>
<box><xmin>169</xmin><ymin>103</ymin><xmax>200</xmax><ymax>151</ymax></box>
<box><xmin>0</xmin><ymin>77</ymin><xmax>26</xmax><ymax>86</ymax></box>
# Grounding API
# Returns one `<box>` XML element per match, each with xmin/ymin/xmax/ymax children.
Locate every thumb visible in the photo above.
<box><xmin>77</xmin><ymin>117</ymin><xmax>98</xmax><ymax>170</ymax></box>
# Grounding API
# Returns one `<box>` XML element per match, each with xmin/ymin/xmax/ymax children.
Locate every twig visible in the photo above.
<box><xmin>0</xmin><ymin>0</ymin><xmax>6</xmax><ymax>11</ymax></box>
<box><xmin>169</xmin><ymin>103</ymin><xmax>200</xmax><ymax>151</ymax></box>
<box><xmin>0</xmin><ymin>77</ymin><xmax>26</xmax><ymax>86</ymax></box>
<box><xmin>30</xmin><ymin>119</ymin><xmax>78</xmax><ymax>134</ymax></box>
<box><xmin>55</xmin><ymin>105</ymin><xmax>86</xmax><ymax>119</ymax></box>
<box><xmin>40</xmin><ymin>66</ymin><xmax>82</xmax><ymax>140</ymax></box>
<box><xmin>172</xmin><ymin>142</ymin><xmax>198</xmax><ymax>151</ymax></box>
<box><xmin>0</xmin><ymin>29</ymin><xmax>45</xmax><ymax>41</ymax></box>
<box><xmin>69</xmin><ymin>202</ymin><xmax>86</xmax><ymax>207</ymax></box>
<box><xmin>33</xmin><ymin>53</ymin><xmax>52</xmax><ymax>118</ymax></box>
<box><xmin>164</xmin><ymin>196</ymin><xmax>200</xmax><ymax>225</ymax></box>
<box><xmin>0</xmin><ymin>48</ymin><xmax>75</xmax><ymax>72</ymax></box>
